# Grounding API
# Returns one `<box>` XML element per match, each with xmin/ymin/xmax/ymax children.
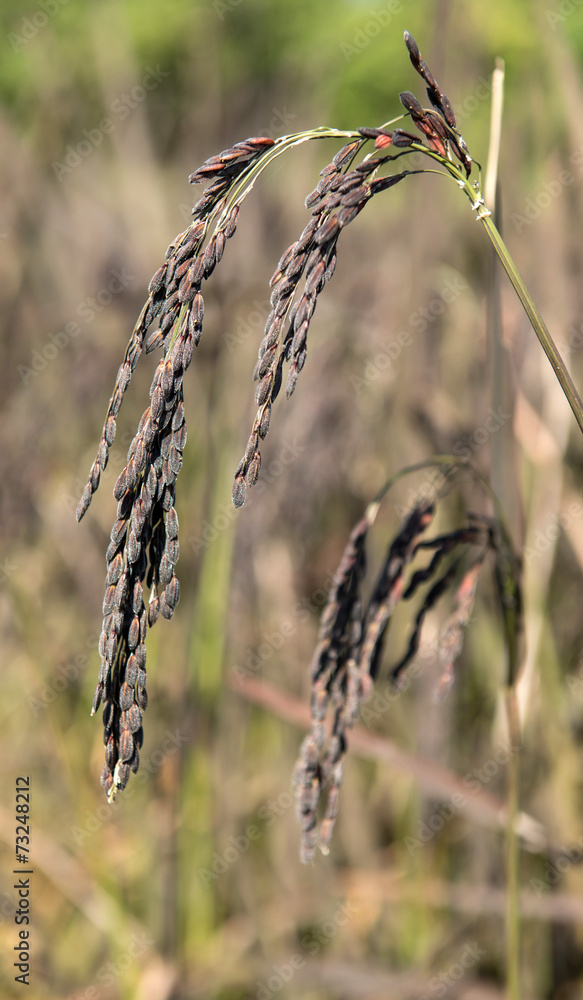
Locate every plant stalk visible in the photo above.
<box><xmin>504</xmin><ymin>684</ymin><xmax>521</xmax><ymax>1000</ymax></box>
<box><xmin>478</xmin><ymin>212</ymin><xmax>583</xmax><ymax>434</ymax></box>
<box><xmin>408</xmin><ymin>141</ymin><xmax>583</xmax><ymax>435</ymax></box>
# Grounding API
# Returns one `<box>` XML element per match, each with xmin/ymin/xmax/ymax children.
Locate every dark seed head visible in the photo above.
<box><xmin>357</xmin><ymin>126</ymin><xmax>382</xmax><ymax>139</ymax></box>
<box><xmin>258</xmin><ymin>403</ymin><xmax>271</xmax><ymax>439</ymax></box>
<box><xmin>119</xmin><ymin>729</ymin><xmax>134</xmax><ymax>763</ymax></box>
<box><xmin>400</xmin><ymin>91</ymin><xmax>423</xmax><ymax>116</ymax></box>
<box><xmin>164</xmin><ymin>575</ymin><xmax>180</xmax><ymax>610</ymax></box>
<box><xmin>148</xmin><ymin>597</ymin><xmax>160</xmax><ymax>627</ymax></box>
<box><xmin>248</xmin><ymin>451</ymin><xmax>261</xmax><ymax>487</ymax></box>
<box><xmin>125</xmin><ymin>654</ymin><xmax>138</xmax><ymax>687</ymax></box>
<box><xmin>127</xmin><ymin>703</ymin><xmax>142</xmax><ymax>733</ymax></box>
<box><xmin>232</xmin><ymin>474</ymin><xmax>247</xmax><ymax>509</ymax></box>
<box><xmin>404</xmin><ymin>30</ymin><xmax>420</xmax><ymax>66</ymax></box>
<box><xmin>105</xmin><ymin>735</ymin><xmax>117</xmax><ymax>769</ymax></box>
<box><xmin>119</xmin><ymin>682</ymin><xmax>134</xmax><ymax>711</ymax></box>
<box><xmin>166</xmin><ymin>507</ymin><xmax>179</xmax><ymax>538</ymax></box>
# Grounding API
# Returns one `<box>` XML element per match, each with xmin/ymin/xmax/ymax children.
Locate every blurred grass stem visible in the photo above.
<box><xmin>485</xmin><ymin>59</ymin><xmax>505</xmax><ymax>209</ymax></box>
<box><xmin>505</xmin><ymin>685</ymin><xmax>522</xmax><ymax>1000</ymax></box>
<box><xmin>484</xmin><ymin>64</ymin><xmax>522</xmax><ymax>994</ymax></box>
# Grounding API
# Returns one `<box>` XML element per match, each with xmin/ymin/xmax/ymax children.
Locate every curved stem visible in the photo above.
<box><xmin>367</xmin><ymin>455</ymin><xmax>515</xmax><ymax>545</ymax></box>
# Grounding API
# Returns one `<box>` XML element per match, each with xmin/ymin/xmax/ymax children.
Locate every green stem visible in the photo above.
<box><xmin>478</xmin><ymin>213</ymin><xmax>583</xmax><ymax>435</ymax></box>
<box><xmin>407</xmin><ymin>142</ymin><xmax>583</xmax><ymax>435</ymax></box>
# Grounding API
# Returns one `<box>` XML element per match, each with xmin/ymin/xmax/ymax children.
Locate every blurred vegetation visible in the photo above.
<box><xmin>2</xmin><ymin>0</ymin><xmax>583</xmax><ymax>997</ymax></box>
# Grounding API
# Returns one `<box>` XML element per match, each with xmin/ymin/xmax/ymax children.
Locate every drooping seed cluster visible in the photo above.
<box><xmin>388</xmin><ymin>521</ymin><xmax>489</xmax><ymax>683</ymax></box>
<box><xmin>77</xmin><ymin>137</ymin><xmax>278</xmax><ymax>798</ymax></box>
<box><xmin>356</xmin><ymin>501</ymin><xmax>437</xmax><ymax>681</ymax></box>
<box><xmin>294</xmin><ymin>501</ymin><xmax>502</xmax><ymax>863</ymax></box>
<box><xmin>77</xmin><ymin>137</ymin><xmax>276</xmax><ymax>524</ymax></box>
<box><xmin>232</xmin><ymin>140</ymin><xmax>417</xmax><ymax>508</ymax></box>
<box><xmin>81</xmin><ymin>275</ymin><xmax>198</xmax><ymax>799</ymax></box>
<box><xmin>294</xmin><ymin>516</ymin><xmax>369</xmax><ymax>863</ymax></box>
<box><xmin>189</xmin><ymin>136</ymin><xmax>275</xmax><ymax>219</ymax></box>
<box><xmin>364</xmin><ymin>33</ymin><xmax>473</xmax><ymax>175</ymax></box>
<box><xmin>78</xmin><ymin>29</ymin><xmax>487</xmax><ymax>803</ymax></box>
<box><xmin>399</xmin><ymin>31</ymin><xmax>472</xmax><ymax>176</ymax></box>
<box><xmin>93</xmin><ymin>353</ymin><xmax>190</xmax><ymax>800</ymax></box>
<box><xmin>77</xmin><ymin>236</ymin><xmax>208</xmax><ymax>797</ymax></box>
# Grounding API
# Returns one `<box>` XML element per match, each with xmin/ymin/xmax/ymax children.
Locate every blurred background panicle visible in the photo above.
<box><xmin>3</xmin><ymin>1</ymin><xmax>583</xmax><ymax>997</ymax></box>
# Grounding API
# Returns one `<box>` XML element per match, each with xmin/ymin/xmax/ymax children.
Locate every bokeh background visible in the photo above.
<box><xmin>3</xmin><ymin>0</ymin><xmax>583</xmax><ymax>996</ymax></box>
